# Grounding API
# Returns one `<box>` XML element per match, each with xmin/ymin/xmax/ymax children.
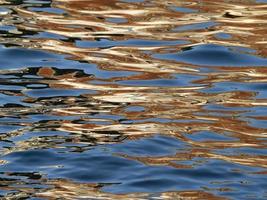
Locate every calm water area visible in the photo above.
<box><xmin>0</xmin><ymin>0</ymin><xmax>267</xmax><ymax>199</ymax></box>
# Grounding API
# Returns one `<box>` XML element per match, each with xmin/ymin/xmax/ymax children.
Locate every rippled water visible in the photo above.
<box><xmin>0</xmin><ymin>0</ymin><xmax>267</xmax><ymax>199</ymax></box>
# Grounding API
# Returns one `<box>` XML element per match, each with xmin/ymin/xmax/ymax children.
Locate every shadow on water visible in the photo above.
<box><xmin>0</xmin><ymin>0</ymin><xmax>267</xmax><ymax>199</ymax></box>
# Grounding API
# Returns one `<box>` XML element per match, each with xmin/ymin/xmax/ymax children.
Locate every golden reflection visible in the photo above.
<box><xmin>0</xmin><ymin>178</ymin><xmax>227</xmax><ymax>200</ymax></box>
<box><xmin>35</xmin><ymin>179</ymin><xmax>228</xmax><ymax>200</ymax></box>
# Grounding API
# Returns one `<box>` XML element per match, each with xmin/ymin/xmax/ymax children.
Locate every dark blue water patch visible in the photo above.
<box><xmin>76</xmin><ymin>39</ymin><xmax>188</xmax><ymax>48</ymax></box>
<box><xmin>153</xmin><ymin>44</ymin><xmax>267</xmax><ymax>67</ymax></box>
<box><xmin>170</xmin><ymin>6</ymin><xmax>198</xmax><ymax>13</ymax></box>
<box><xmin>103</xmin><ymin>166</ymin><xmax>203</xmax><ymax>193</ymax></box>
<box><xmin>215</xmin><ymin>33</ymin><xmax>232</xmax><ymax>40</ymax></box>
<box><xmin>201</xmin><ymin>82</ymin><xmax>267</xmax><ymax>98</ymax></box>
<box><xmin>2</xmin><ymin>47</ymin><xmax>56</xmax><ymax>60</ymax></box>
<box><xmin>28</xmin><ymin>7</ymin><xmax>66</xmax><ymax>14</ymax></box>
<box><xmin>105</xmin><ymin>159</ymin><xmax>262</xmax><ymax>196</ymax></box>
<box><xmin>185</xmin><ymin>131</ymin><xmax>236</xmax><ymax>142</ymax></box>
<box><xmin>1</xmin><ymin>144</ymin><xmax>266</xmax><ymax>199</ymax></box>
<box><xmin>120</xmin><ymin>178</ymin><xmax>178</xmax><ymax>193</ymax></box>
<box><xmin>243</xmin><ymin>106</ymin><xmax>267</xmax><ymax>119</ymax></box>
<box><xmin>0</xmin><ymin>117</ymin><xmax>32</xmax><ymax>124</ymax></box>
<box><xmin>179</xmin><ymin>161</ymin><xmax>243</xmax><ymax>180</ymax></box>
<box><xmin>0</xmin><ymin>93</ymin><xmax>26</xmax><ymax>106</ymax></box>
<box><xmin>199</xmin><ymin>82</ymin><xmax>245</xmax><ymax>93</ymax></box>
<box><xmin>109</xmin><ymin>135</ymin><xmax>188</xmax><ymax>156</ymax></box>
<box><xmin>1</xmin><ymin>149</ymin><xmax>64</xmax><ymax>171</ymax></box>
<box><xmin>0</xmin><ymin>45</ymin><xmax>59</xmax><ymax>70</ymax></box>
<box><xmin>46</xmin><ymin>149</ymin><xmax>143</xmax><ymax>181</ymax></box>
<box><xmin>174</xmin><ymin>22</ymin><xmax>217</xmax><ymax>32</ymax></box>
<box><xmin>0</xmin><ymin>125</ymin><xmax>22</xmax><ymax>133</ymax></box>
<box><xmin>248</xmin><ymin>83</ymin><xmax>267</xmax><ymax>98</ymax></box>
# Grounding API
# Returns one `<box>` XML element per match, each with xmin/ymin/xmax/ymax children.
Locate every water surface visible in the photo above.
<box><xmin>0</xmin><ymin>0</ymin><xmax>267</xmax><ymax>199</ymax></box>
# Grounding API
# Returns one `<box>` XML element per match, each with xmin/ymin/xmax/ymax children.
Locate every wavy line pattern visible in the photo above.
<box><xmin>0</xmin><ymin>0</ymin><xmax>267</xmax><ymax>199</ymax></box>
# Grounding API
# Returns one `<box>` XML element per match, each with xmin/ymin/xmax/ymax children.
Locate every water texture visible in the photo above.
<box><xmin>0</xmin><ymin>0</ymin><xmax>267</xmax><ymax>199</ymax></box>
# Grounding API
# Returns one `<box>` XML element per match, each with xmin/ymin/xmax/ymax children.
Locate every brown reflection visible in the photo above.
<box><xmin>0</xmin><ymin>65</ymin><xmax>267</xmax><ymax>162</ymax></box>
<box><xmin>0</xmin><ymin>177</ymin><xmax>228</xmax><ymax>199</ymax></box>
<box><xmin>35</xmin><ymin>179</ymin><xmax>228</xmax><ymax>200</ymax></box>
<box><xmin>118</xmin><ymin>150</ymin><xmax>267</xmax><ymax>169</ymax></box>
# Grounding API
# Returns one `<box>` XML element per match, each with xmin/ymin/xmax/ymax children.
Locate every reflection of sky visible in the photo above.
<box><xmin>154</xmin><ymin>44</ymin><xmax>267</xmax><ymax>66</ymax></box>
<box><xmin>76</xmin><ymin>39</ymin><xmax>188</xmax><ymax>48</ymax></box>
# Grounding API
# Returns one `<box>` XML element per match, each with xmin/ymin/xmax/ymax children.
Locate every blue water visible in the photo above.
<box><xmin>154</xmin><ymin>44</ymin><xmax>267</xmax><ymax>66</ymax></box>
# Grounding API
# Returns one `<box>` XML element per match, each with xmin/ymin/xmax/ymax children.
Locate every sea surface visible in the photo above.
<box><xmin>0</xmin><ymin>0</ymin><xmax>267</xmax><ymax>199</ymax></box>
